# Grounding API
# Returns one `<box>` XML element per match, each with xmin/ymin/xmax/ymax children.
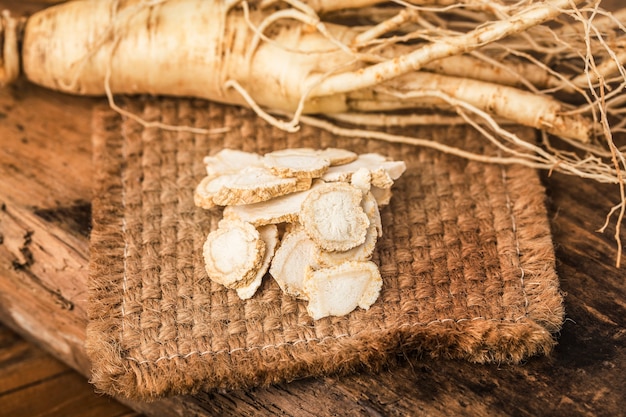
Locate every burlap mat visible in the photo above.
<box><xmin>86</xmin><ymin>97</ymin><xmax>564</xmax><ymax>400</ymax></box>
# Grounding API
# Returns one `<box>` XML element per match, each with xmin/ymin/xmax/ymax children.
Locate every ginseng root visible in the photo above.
<box><xmin>0</xmin><ymin>0</ymin><xmax>596</xmax><ymax>142</ymax></box>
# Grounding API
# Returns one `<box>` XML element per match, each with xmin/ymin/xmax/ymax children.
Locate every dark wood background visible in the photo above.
<box><xmin>0</xmin><ymin>1</ymin><xmax>624</xmax><ymax>416</ymax></box>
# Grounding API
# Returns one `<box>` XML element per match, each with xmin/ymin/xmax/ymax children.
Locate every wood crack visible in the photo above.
<box><xmin>2</xmin><ymin>209</ymin><xmax>75</xmax><ymax>311</ymax></box>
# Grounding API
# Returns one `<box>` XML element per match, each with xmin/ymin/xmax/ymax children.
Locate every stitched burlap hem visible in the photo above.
<box><xmin>86</xmin><ymin>97</ymin><xmax>564</xmax><ymax>400</ymax></box>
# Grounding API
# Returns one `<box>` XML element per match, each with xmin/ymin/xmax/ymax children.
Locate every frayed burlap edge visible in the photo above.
<box><xmin>86</xmin><ymin>100</ymin><xmax>564</xmax><ymax>401</ymax></box>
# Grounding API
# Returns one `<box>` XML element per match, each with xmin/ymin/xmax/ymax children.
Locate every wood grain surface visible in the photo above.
<box><xmin>0</xmin><ymin>324</ymin><xmax>140</xmax><ymax>417</ymax></box>
<box><xmin>0</xmin><ymin>1</ymin><xmax>625</xmax><ymax>416</ymax></box>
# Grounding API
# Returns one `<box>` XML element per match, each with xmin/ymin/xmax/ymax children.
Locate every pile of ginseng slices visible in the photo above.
<box><xmin>194</xmin><ymin>148</ymin><xmax>406</xmax><ymax>320</ymax></box>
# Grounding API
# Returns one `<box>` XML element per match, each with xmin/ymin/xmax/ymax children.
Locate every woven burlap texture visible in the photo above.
<box><xmin>87</xmin><ymin>97</ymin><xmax>564</xmax><ymax>400</ymax></box>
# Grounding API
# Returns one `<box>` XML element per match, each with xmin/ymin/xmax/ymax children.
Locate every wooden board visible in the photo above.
<box><xmin>0</xmin><ymin>1</ymin><xmax>625</xmax><ymax>416</ymax></box>
<box><xmin>0</xmin><ymin>324</ymin><xmax>141</xmax><ymax>417</ymax></box>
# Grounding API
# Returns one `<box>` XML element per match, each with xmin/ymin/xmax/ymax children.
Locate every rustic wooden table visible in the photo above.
<box><xmin>0</xmin><ymin>1</ymin><xmax>625</xmax><ymax>416</ymax></box>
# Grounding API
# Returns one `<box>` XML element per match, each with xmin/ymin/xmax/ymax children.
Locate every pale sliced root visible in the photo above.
<box><xmin>315</xmin><ymin>224</ymin><xmax>378</xmax><ymax>268</ymax></box>
<box><xmin>361</xmin><ymin>190</ymin><xmax>383</xmax><ymax>237</ymax></box>
<box><xmin>263</xmin><ymin>148</ymin><xmax>358</xmax><ymax>178</ymax></box>
<box><xmin>197</xmin><ymin>147</ymin><xmax>405</xmax><ymax>314</ymax></box>
<box><xmin>300</xmin><ymin>182</ymin><xmax>370</xmax><ymax>252</ymax></box>
<box><xmin>322</xmin><ymin>153</ymin><xmax>406</xmax><ymax>188</ymax></box>
<box><xmin>203</xmin><ymin>148</ymin><xmax>263</xmax><ymax>177</ymax></box>
<box><xmin>269</xmin><ymin>227</ymin><xmax>318</xmax><ymax>299</ymax></box>
<box><xmin>303</xmin><ymin>261</ymin><xmax>383</xmax><ymax>320</ymax></box>
<box><xmin>318</xmin><ymin>148</ymin><xmax>358</xmax><ymax>166</ymax></box>
<box><xmin>321</xmin><ymin>153</ymin><xmax>384</xmax><ymax>183</ymax></box>
<box><xmin>223</xmin><ymin>180</ymin><xmax>323</xmax><ymax>226</ymax></box>
<box><xmin>316</xmin><ymin>191</ymin><xmax>381</xmax><ymax>268</ymax></box>
<box><xmin>263</xmin><ymin>148</ymin><xmax>331</xmax><ymax>178</ymax></box>
<box><xmin>194</xmin><ymin>175</ymin><xmax>232</xmax><ymax>210</ymax></box>
<box><xmin>196</xmin><ymin>166</ymin><xmax>312</xmax><ymax>207</ymax></box>
<box><xmin>350</xmin><ymin>167</ymin><xmax>372</xmax><ymax>194</ymax></box>
<box><xmin>371</xmin><ymin>186</ymin><xmax>393</xmax><ymax>206</ymax></box>
<box><xmin>203</xmin><ymin>219</ymin><xmax>266</xmax><ymax>289</ymax></box>
<box><xmin>236</xmin><ymin>224</ymin><xmax>279</xmax><ymax>300</ymax></box>
<box><xmin>214</xmin><ymin>169</ymin><xmax>312</xmax><ymax>205</ymax></box>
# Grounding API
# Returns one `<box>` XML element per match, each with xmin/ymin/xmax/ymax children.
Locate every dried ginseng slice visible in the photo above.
<box><xmin>316</xmin><ymin>191</ymin><xmax>381</xmax><ymax>267</ymax></box>
<box><xmin>194</xmin><ymin>173</ymin><xmax>239</xmax><ymax>209</ymax></box>
<box><xmin>371</xmin><ymin>185</ymin><xmax>393</xmax><ymax>206</ymax></box>
<box><xmin>361</xmin><ymin>191</ymin><xmax>383</xmax><ymax>237</ymax></box>
<box><xmin>300</xmin><ymin>182</ymin><xmax>369</xmax><ymax>252</ymax></box>
<box><xmin>318</xmin><ymin>148</ymin><xmax>357</xmax><ymax>166</ymax></box>
<box><xmin>223</xmin><ymin>181</ymin><xmax>323</xmax><ymax>226</ymax></box>
<box><xmin>203</xmin><ymin>219</ymin><xmax>265</xmax><ymax>290</ymax></box>
<box><xmin>203</xmin><ymin>148</ymin><xmax>263</xmax><ymax>177</ymax></box>
<box><xmin>321</xmin><ymin>153</ymin><xmax>407</xmax><ymax>188</ymax></box>
<box><xmin>236</xmin><ymin>224</ymin><xmax>279</xmax><ymax>300</ymax></box>
<box><xmin>315</xmin><ymin>223</ymin><xmax>378</xmax><ymax>267</ymax></box>
<box><xmin>268</xmin><ymin>228</ymin><xmax>318</xmax><ymax>299</ymax></box>
<box><xmin>350</xmin><ymin>167</ymin><xmax>372</xmax><ymax>193</ymax></box>
<box><xmin>212</xmin><ymin>166</ymin><xmax>312</xmax><ymax>206</ymax></box>
<box><xmin>303</xmin><ymin>261</ymin><xmax>383</xmax><ymax>320</ymax></box>
<box><xmin>263</xmin><ymin>148</ymin><xmax>330</xmax><ymax>179</ymax></box>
